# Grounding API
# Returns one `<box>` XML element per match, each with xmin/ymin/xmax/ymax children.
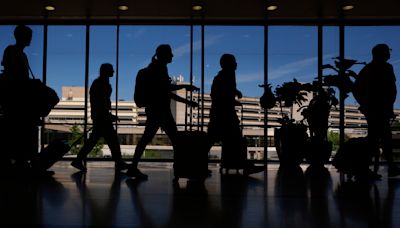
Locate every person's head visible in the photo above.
<box><xmin>14</xmin><ymin>25</ymin><xmax>32</xmax><ymax>47</ymax></box>
<box><xmin>372</xmin><ymin>43</ymin><xmax>391</xmax><ymax>62</ymax></box>
<box><xmin>220</xmin><ymin>54</ymin><xmax>237</xmax><ymax>70</ymax></box>
<box><xmin>153</xmin><ymin>44</ymin><xmax>173</xmax><ymax>64</ymax></box>
<box><xmin>100</xmin><ymin>63</ymin><xmax>114</xmax><ymax>78</ymax></box>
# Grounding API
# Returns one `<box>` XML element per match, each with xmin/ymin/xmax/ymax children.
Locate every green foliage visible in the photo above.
<box><xmin>69</xmin><ymin>125</ymin><xmax>83</xmax><ymax>155</ymax></box>
<box><xmin>275</xmin><ymin>79</ymin><xmax>312</xmax><ymax>108</ymax></box>
<box><xmin>328</xmin><ymin>131</ymin><xmax>349</xmax><ymax>151</ymax></box>
<box><xmin>68</xmin><ymin>125</ymin><xmax>104</xmax><ymax>157</ymax></box>
<box><xmin>143</xmin><ymin>150</ymin><xmax>162</xmax><ymax>158</ymax></box>
<box><xmin>274</xmin><ymin>79</ymin><xmax>313</xmax><ymax>125</ymax></box>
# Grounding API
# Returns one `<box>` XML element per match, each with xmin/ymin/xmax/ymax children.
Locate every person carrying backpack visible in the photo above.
<box><xmin>354</xmin><ymin>43</ymin><xmax>400</xmax><ymax>177</ymax></box>
<box><xmin>126</xmin><ymin>44</ymin><xmax>198</xmax><ymax>180</ymax></box>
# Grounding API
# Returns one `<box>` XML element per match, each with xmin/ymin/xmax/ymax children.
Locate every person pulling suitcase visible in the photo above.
<box><xmin>207</xmin><ymin>54</ymin><xmax>264</xmax><ymax>175</ymax></box>
<box><xmin>126</xmin><ymin>44</ymin><xmax>198</xmax><ymax>180</ymax></box>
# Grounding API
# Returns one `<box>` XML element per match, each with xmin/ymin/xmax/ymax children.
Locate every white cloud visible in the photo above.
<box><xmin>391</xmin><ymin>58</ymin><xmax>400</xmax><ymax>66</ymax></box>
<box><xmin>236</xmin><ymin>72</ymin><xmax>263</xmax><ymax>83</ymax></box>
<box><xmin>269</xmin><ymin>54</ymin><xmax>335</xmax><ymax>80</ymax></box>
<box><xmin>133</xmin><ymin>28</ymin><xmax>146</xmax><ymax>39</ymax></box>
<box><xmin>173</xmin><ymin>34</ymin><xmax>224</xmax><ymax>57</ymax></box>
<box><xmin>269</xmin><ymin>57</ymin><xmax>318</xmax><ymax>79</ymax></box>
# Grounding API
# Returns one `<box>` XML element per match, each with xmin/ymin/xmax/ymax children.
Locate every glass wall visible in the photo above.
<box><xmin>345</xmin><ymin>26</ymin><xmax>400</xmax><ymax>108</ymax></box>
<box><xmin>44</xmin><ymin>26</ymin><xmax>86</xmax><ymax>153</ymax></box>
<box><xmin>345</xmin><ymin>26</ymin><xmax>400</xmax><ymax>161</ymax></box>
<box><xmin>2</xmin><ymin>24</ymin><xmax>400</xmax><ymax>162</ymax></box>
<box><xmin>0</xmin><ymin>25</ymin><xmax>44</xmax><ymax>78</ymax></box>
<box><xmin>267</xmin><ymin>26</ymin><xmax>318</xmax><ymax>161</ymax></box>
<box><xmin>89</xmin><ymin>26</ymin><xmax>117</xmax><ymax>99</ymax></box>
<box><xmin>204</xmin><ymin>26</ymin><xmax>265</xmax><ymax>160</ymax></box>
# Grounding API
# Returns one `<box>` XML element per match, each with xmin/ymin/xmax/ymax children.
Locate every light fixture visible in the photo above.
<box><xmin>44</xmin><ymin>5</ymin><xmax>56</xmax><ymax>11</ymax></box>
<box><xmin>192</xmin><ymin>5</ymin><xmax>203</xmax><ymax>11</ymax></box>
<box><xmin>118</xmin><ymin>5</ymin><xmax>129</xmax><ymax>11</ymax></box>
<box><xmin>267</xmin><ymin>5</ymin><xmax>278</xmax><ymax>11</ymax></box>
<box><xmin>342</xmin><ymin>4</ymin><xmax>354</xmax><ymax>11</ymax></box>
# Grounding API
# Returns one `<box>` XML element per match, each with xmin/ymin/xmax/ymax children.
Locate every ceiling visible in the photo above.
<box><xmin>0</xmin><ymin>0</ymin><xmax>400</xmax><ymax>25</ymax></box>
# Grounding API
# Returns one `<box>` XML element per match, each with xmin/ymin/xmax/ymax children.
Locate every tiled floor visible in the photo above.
<box><xmin>1</xmin><ymin>161</ymin><xmax>400</xmax><ymax>227</ymax></box>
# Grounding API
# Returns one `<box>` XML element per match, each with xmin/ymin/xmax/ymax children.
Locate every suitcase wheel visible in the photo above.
<box><xmin>219</xmin><ymin>168</ymin><xmax>241</xmax><ymax>175</ymax></box>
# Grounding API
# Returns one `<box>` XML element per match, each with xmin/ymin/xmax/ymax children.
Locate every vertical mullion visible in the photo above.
<box><xmin>263</xmin><ymin>24</ymin><xmax>269</xmax><ymax>166</ymax></box>
<box><xmin>115</xmin><ymin>24</ymin><xmax>120</xmax><ymax>130</ymax></box>
<box><xmin>84</xmin><ymin>24</ymin><xmax>90</xmax><ymax>141</ymax></box>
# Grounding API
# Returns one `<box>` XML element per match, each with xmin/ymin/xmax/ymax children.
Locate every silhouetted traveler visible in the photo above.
<box><xmin>71</xmin><ymin>63</ymin><xmax>129</xmax><ymax>172</ymax></box>
<box><xmin>207</xmin><ymin>54</ymin><xmax>264</xmax><ymax>175</ymax></box>
<box><xmin>354</xmin><ymin>44</ymin><xmax>400</xmax><ymax>177</ymax></box>
<box><xmin>126</xmin><ymin>44</ymin><xmax>198</xmax><ymax>179</ymax></box>
<box><xmin>0</xmin><ymin>25</ymin><xmax>40</xmax><ymax>173</ymax></box>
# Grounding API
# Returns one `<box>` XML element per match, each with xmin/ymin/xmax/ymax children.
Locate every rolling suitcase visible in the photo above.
<box><xmin>37</xmin><ymin>128</ymin><xmax>90</xmax><ymax>171</ymax></box>
<box><xmin>173</xmin><ymin>89</ymin><xmax>210</xmax><ymax>182</ymax></box>
<box><xmin>332</xmin><ymin>137</ymin><xmax>375</xmax><ymax>180</ymax></box>
<box><xmin>173</xmin><ymin>131</ymin><xmax>210</xmax><ymax>182</ymax></box>
<box><xmin>37</xmin><ymin>139</ymin><xmax>72</xmax><ymax>171</ymax></box>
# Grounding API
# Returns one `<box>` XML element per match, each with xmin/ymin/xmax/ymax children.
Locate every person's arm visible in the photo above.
<box><xmin>170</xmin><ymin>84</ymin><xmax>199</xmax><ymax>92</ymax></box>
<box><xmin>388</xmin><ymin>64</ymin><xmax>397</xmax><ymax>105</ymax></box>
<box><xmin>170</xmin><ymin>93</ymin><xmax>198</xmax><ymax>107</ymax></box>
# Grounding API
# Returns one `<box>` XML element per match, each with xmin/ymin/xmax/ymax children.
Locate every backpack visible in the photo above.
<box><xmin>134</xmin><ymin>68</ymin><xmax>150</xmax><ymax>108</ymax></box>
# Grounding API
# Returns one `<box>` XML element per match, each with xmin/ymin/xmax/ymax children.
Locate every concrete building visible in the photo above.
<box><xmin>44</xmin><ymin>83</ymin><xmax>400</xmax><ymax>159</ymax></box>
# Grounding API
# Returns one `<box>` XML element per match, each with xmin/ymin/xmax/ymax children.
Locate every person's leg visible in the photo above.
<box><xmin>27</xmin><ymin>125</ymin><xmax>40</xmax><ymax>171</ymax></box>
<box><xmin>380</xmin><ymin>119</ymin><xmax>400</xmax><ymax>176</ymax></box>
<box><xmin>11</xmin><ymin>123</ymin><xmax>38</xmax><ymax>172</ymax></box>
<box><xmin>132</xmin><ymin>123</ymin><xmax>159</xmax><ymax>165</ymax></box>
<box><xmin>127</xmin><ymin>114</ymin><xmax>159</xmax><ymax>179</ymax></box>
<box><xmin>71</xmin><ymin>127</ymin><xmax>100</xmax><ymax>171</ymax></box>
<box><xmin>102</xmin><ymin>121</ymin><xmax>129</xmax><ymax>170</ymax></box>
<box><xmin>160</xmin><ymin>111</ymin><xmax>178</xmax><ymax>148</ymax></box>
<box><xmin>220</xmin><ymin>113</ymin><xmax>245</xmax><ymax>167</ymax></box>
<box><xmin>367</xmin><ymin>117</ymin><xmax>383</xmax><ymax>174</ymax></box>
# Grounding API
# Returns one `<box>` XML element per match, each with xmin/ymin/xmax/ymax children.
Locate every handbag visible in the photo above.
<box><xmin>26</xmin><ymin>65</ymin><xmax>60</xmax><ymax>118</ymax></box>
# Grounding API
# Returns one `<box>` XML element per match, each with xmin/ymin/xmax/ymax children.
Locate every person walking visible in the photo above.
<box><xmin>71</xmin><ymin>63</ymin><xmax>129</xmax><ymax>172</ymax></box>
<box><xmin>354</xmin><ymin>43</ymin><xmax>400</xmax><ymax>177</ymax></box>
<box><xmin>207</xmin><ymin>54</ymin><xmax>264</xmax><ymax>175</ymax></box>
<box><xmin>1</xmin><ymin>25</ymin><xmax>41</xmax><ymax>174</ymax></box>
<box><xmin>126</xmin><ymin>44</ymin><xmax>198</xmax><ymax>180</ymax></box>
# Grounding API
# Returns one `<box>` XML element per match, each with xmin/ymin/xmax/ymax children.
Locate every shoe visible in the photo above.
<box><xmin>71</xmin><ymin>159</ymin><xmax>87</xmax><ymax>172</ymax></box>
<box><xmin>126</xmin><ymin>167</ymin><xmax>148</xmax><ymax>180</ymax></box>
<box><xmin>243</xmin><ymin>165</ymin><xmax>265</xmax><ymax>176</ymax></box>
<box><xmin>388</xmin><ymin>166</ymin><xmax>400</xmax><ymax>177</ymax></box>
<box><xmin>115</xmin><ymin>161</ymin><xmax>130</xmax><ymax>171</ymax></box>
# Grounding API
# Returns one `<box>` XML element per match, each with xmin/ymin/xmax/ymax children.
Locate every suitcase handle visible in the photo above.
<box><xmin>185</xmin><ymin>88</ymin><xmax>201</xmax><ymax>131</ymax></box>
<box><xmin>69</xmin><ymin>127</ymin><xmax>93</xmax><ymax>147</ymax></box>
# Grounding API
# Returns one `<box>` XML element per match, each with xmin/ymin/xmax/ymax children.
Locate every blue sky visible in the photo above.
<box><xmin>1</xmin><ymin>25</ymin><xmax>400</xmax><ymax>108</ymax></box>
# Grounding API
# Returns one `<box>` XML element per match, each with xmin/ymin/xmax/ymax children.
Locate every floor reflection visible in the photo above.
<box><xmin>0</xmin><ymin>162</ymin><xmax>400</xmax><ymax>227</ymax></box>
<box><xmin>70</xmin><ymin>170</ymin><xmax>125</xmax><ymax>227</ymax></box>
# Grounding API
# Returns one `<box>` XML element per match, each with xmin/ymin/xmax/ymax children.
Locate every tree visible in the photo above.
<box><xmin>68</xmin><ymin>125</ymin><xmax>104</xmax><ymax>157</ymax></box>
<box><xmin>328</xmin><ymin>131</ymin><xmax>349</xmax><ymax>152</ymax></box>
